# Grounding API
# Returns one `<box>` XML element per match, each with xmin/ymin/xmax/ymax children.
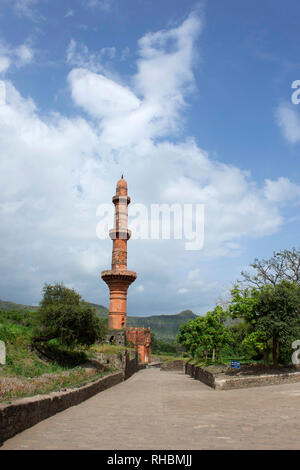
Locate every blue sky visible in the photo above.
<box><xmin>0</xmin><ymin>0</ymin><xmax>299</xmax><ymax>315</ymax></box>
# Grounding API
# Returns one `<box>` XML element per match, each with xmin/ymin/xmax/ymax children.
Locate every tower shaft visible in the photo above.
<box><xmin>101</xmin><ymin>177</ymin><xmax>136</xmax><ymax>329</ymax></box>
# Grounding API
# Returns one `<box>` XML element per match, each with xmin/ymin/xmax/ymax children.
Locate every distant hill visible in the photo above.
<box><xmin>127</xmin><ymin>309</ymin><xmax>197</xmax><ymax>342</ymax></box>
<box><xmin>0</xmin><ymin>299</ymin><xmax>39</xmax><ymax>312</ymax></box>
<box><xmin>0</xmin><ymin>299</ymin><xmax>197</xmax><ymax>342</ymax></box>
<box><xmin>84</xmin><ymin>302</ymin><xmax>109</xmax><ymax>318</ymax></box>
<box><xmin>0</xmin><ymin>299</ymin><xmax>108</xmax><ymax>316</ymax></box>
<box><xmin>87</xmin><ymin>304</ymin><xmax>197</xmax><ymax>341</ymax></box>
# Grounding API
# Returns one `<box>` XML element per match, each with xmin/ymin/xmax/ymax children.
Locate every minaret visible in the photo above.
<box><xmin>101</xmin><ymin>177</ymin><xmax>137</xmax><ymax>330</ymax></box>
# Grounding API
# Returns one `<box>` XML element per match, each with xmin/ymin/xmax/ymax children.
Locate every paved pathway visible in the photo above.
<box><xmin>2</xmin><ymin>368</ymin><xmax>300</xmax><ymax>449</ymax></box>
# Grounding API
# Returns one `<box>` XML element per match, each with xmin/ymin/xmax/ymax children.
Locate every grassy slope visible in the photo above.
<box><xmin>0</xmin><ymin>310</ymin><xmax>114</xmax><ymax>402</ymax></box>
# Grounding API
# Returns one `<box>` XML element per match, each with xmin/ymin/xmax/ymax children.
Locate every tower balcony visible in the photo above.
<box><xmin>109</xmin><ymin>228</ymin><xmax>132</xmax><ymax>240</ymax></box>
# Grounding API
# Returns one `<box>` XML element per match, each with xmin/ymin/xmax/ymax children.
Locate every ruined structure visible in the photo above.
<box><xmin>126</xmin><ymin>327</ymin><xmax>151</xmax><ymax>364</ymax></box>
<box><xmin>101</xmin><ymin>177</ymin><xmax>151</xmax><ymax>363</ymax></box>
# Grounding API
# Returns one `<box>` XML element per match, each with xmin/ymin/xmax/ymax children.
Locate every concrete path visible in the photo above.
<box><xmin>2</xmin><ymin>368</ymin><xmax>300</xmax><ymax>450</ymax></box>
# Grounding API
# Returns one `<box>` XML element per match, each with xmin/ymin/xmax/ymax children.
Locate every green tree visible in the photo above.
<box><xmin>177</xmin><ymin>307</ymin><xmax>233</xmax><ymax>362</ymax></box>
<box><xmin>229</xmin><ymin>282</ymin><xmax>300</xmax><ymax>367</ymax></box>
<box><xmin>254</xmin><ymin>281</ymin><xmax>300</xmax><ymax>367</ymax></box>
<box><xmin>228</xmin><ymin>285</ymin><xmax>271</xmax><ymax>366</ymax></box>
<box><xmin>34</xmin><ymin>283</ymin><xmax>107</xmax><ymax>347</ymax></box>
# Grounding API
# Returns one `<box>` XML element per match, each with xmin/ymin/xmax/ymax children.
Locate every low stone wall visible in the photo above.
<box><xmin>185</xmin><ymin>362</ymin><xmax>215</xmax><ymax>387</ymax></box>
<box><xmin>161</xmin><ymin>360</ymin><xmax>185</xmax><ymax>372</ymax></box>
<box><xmin>215</xmin><ymin>371</ymin><xmax>300</xmax><ymax>390</ymax></box>
<box><xmin>0</xmin><ymin>371</ymin><xmax>123</xmax><ymax>445</ymax></box>
<box><xmin>185</xmin><ymin>362</ymin><xmax>300</xmax><ymax>390</ymax></box>
<box><xmin>124</xmin><ymin>350</ymin><xmax>139</xmax><ymax>380</ymax></box>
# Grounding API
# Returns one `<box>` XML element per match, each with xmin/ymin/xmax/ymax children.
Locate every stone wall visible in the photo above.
<box><xmin>185</xmin><ymin>362</ymin><xmax>300</xmax><ymax>390</ymax></box>
<box><xmin>215</xmin><ymin>371</ymin><xmax>300</xmax><ymax>390</ymax></box>
<box><xmin>160</xmin><ymin>360</ymin><xmax>185</xmax><ymax>372</ymax></box>
<box><xmin>0</xmin><ymin>371</ymin><xmax>123</xmax><ymax>445</ymax></box>
<box><xmin>124</xmin><ymin>350</ymin><xmax>139</xmax><ymax>380</ymax></box>
<box><xmin>106</xmin><ymin>330</ymin><xmax>126</xmax><ymax>346</ymax></box>
<box><xmin>185</xmin><ymin>362</ymin><xmax>215</xmax><ymax>387</ymax></box>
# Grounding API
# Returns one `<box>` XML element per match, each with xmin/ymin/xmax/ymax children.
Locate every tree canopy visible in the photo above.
<box><xmin>177</xmin><ymin>307</ymin><xmax>232</xmax><ymax>361</ymax></box>
<box><xmin>240</xmin><ymin>247</ymin><xmax>300</xmax><ymax>288</ymax></box>
<box><xmin>177</xmin><ymin>248</ymin><xmax>300</xmax><ymax>368</ymax></box>
<box><xmin>34</xmin><ymin>283</ymin><xmax>107</xmax><ymax>347</ymax></box>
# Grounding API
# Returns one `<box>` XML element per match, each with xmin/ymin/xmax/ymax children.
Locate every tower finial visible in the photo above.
<box><xmin>121</xmin><ymin>174</ymin><xmax>124</xmax><ymax>179</ymax></box>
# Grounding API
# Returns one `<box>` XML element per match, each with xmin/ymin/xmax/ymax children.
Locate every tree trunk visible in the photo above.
<box><xmin>212</xmin><ymin>348</ymin><xmax>215</xmax><ymax>362</ymax></box>
<box><xmin>263</xmin><ymin>349</ymin><xmax>269</xmax><ymax>367</ymax></box>
<box><xmin>32</xmin><ymin>334</ymin><xmax>56</xmax><ymax>343</ymax></box>
<box><xmin>272</xmin><ymin>338</ymin><xmax>278</xmax><ymax>368</ymax></box>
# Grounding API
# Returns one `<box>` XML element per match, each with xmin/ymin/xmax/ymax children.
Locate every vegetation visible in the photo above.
<box><xmin>33</xmin><ymin>283</ymin><xmax>107</xmax><ymax>347</ymax></box>
<box><xmin>0</xmin><ymin>309</ymin><xmax>65</xmax><ymax>378</ymax></box>
<box><xmin>0</xmin><ymin>299</ymin><xmax>39</xmax><ymax>312</ymax></box>
<box><xmin>127</xmin><ymin>309</ymin><xmax>197</xmax><ymax>342</ymax></box>
<box><xmin>177</xmin><ymin>307</ymin><xmax>233</xmax><ymax>362</ymax></box>
<box><xmin>0</xmin><ymin>299</ymin><xmax>197</xmax><ymax>344</ymax></box>
<box><xmin>229</xmin><ymin>281</ymin><xmax>300</xmax><ymax>367</ymax></box>
<box><xmin>240</xmin><ymin>247</ymin><xmax>299</xmax><ymax>288</ymax></box>
<box><xmin>177</xmin><ymin>248</ymin><xmax>300</xmax><ymax>368</ymax></box>
<box><xmin>0</xmin><ymin>307</ymin><xmax>115</xmax><ymax>403</ymax></box>
<box><xmin>0</xmin><ymin>284</ymin><xmax>111</xmax><ymax>403</ymax></box>
<box><xmin>150</xmin><ymin>332</ymin><xmax>178</xmax><ymax>355</ymax></box>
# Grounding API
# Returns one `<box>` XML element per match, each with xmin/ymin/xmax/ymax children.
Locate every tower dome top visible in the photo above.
<box><xmin>116</xmin><ymin>175</ymin><xmax>128</xmax><ymax>196</ymax></box>
<box><xmin>117</xmin><ymin>175</ymin><xmax>127</xmax><ymax>187</ymax></box>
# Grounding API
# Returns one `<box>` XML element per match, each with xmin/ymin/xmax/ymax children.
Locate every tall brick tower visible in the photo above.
<box><xmin>101</xmin><ymin>176</ymin><xmax>137</xmax><ymax>330</ymax></box>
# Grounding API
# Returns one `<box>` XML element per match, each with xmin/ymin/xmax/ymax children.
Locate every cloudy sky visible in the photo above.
<box><xmin>0</xmin><ymin>0</ymin><xmax>299</xmax><ymax>316</ymax></box>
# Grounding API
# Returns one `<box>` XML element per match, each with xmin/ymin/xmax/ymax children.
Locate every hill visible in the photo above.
<box><xmin>127</xmin><ymin>309</ymin><xmax>198</xmax><ymax>342</ymax></box>
<box><xmin>0</xmin><ymin>299</ymin><xmax>197</xmax><ymax>342</ymax></box>
<box><xmin>0</xmin><ymin>299</ymin><xmax>39</xmax><ymax>312</ymax></box>
<box><xmin>83</xmin><ymin>305</ymin><xmax>198</xmax><ymax>342</ymax></box>
<box><xmin>84</xmin><ymin>302</ymin><xmax>109</xmax><ymax>318</ymax></box>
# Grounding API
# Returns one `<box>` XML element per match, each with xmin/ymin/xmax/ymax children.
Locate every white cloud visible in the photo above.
<box><xmin>68</xmin><ymin>68</ymin><xmax>141</xmax><ymax>119</ymax></box>
<box><xmin>66</xmin><ymin>39</ymin><xmax>116</xmax><ymax>74</ymax></box>
<box><xmin>0</xmin><ymin>12</ymin><xmax>299</xmax><ymax>315</ymax></box>
<box><xmin>15</xmin><ymin>44</ymin><xmax>34</xmax><ymax>66</ymax></box>
<box><xmin>121</xmin><ymin>47</ymin><xmax>130</xmax><ymax>61</ymax></box>
<box><xmin>67</xmin><ymin>13</ymin><xmax>202</xmax><ymax>147</ymax></box>
<box><xmin>0</xmin><ymin>56</ymin><xmax>11</xmax><ymax>74</ymax></box>
<box><xmin>264</xmin><ymin>177</ymin><xmax>300</xmax><ymax>203</ymax></box>
<box><xmin>13</xmin><ymin>0</ymin><xmax>39</xmax><ymax>21</ymax></box>
<box><xmin>0</xmin><ymin>40</ymin><xmax>34</xmax><ymax>75</ymax></box>
<box><xmin>276</xmin><ymin>102</ymin><xmax>300</xmax><ymax>143</ymax></box>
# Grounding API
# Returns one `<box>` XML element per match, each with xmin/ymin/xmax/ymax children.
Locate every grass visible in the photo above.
<box><xmin>0</xmin><ymin>319</ymin><xmax>66</xmax><ymax>378</ymax></box>
<box><xmin>90</xmin><ymin>343</ymin><xmax>135</xmax><ymax>355</ymax></box>
<box><xmin>0</xmin><ymin>309</ymin><xmax>118</xmax><ymax>403</ymax></box>
<box><xmin>0</xmin><ymin>367</ymin><xmax>113</xmax><ymax>403</ymax></box>
<box><xmin>151</xmin><ymin>352</ymin><xmax>189</xmax><ymax>363</ymax></box>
